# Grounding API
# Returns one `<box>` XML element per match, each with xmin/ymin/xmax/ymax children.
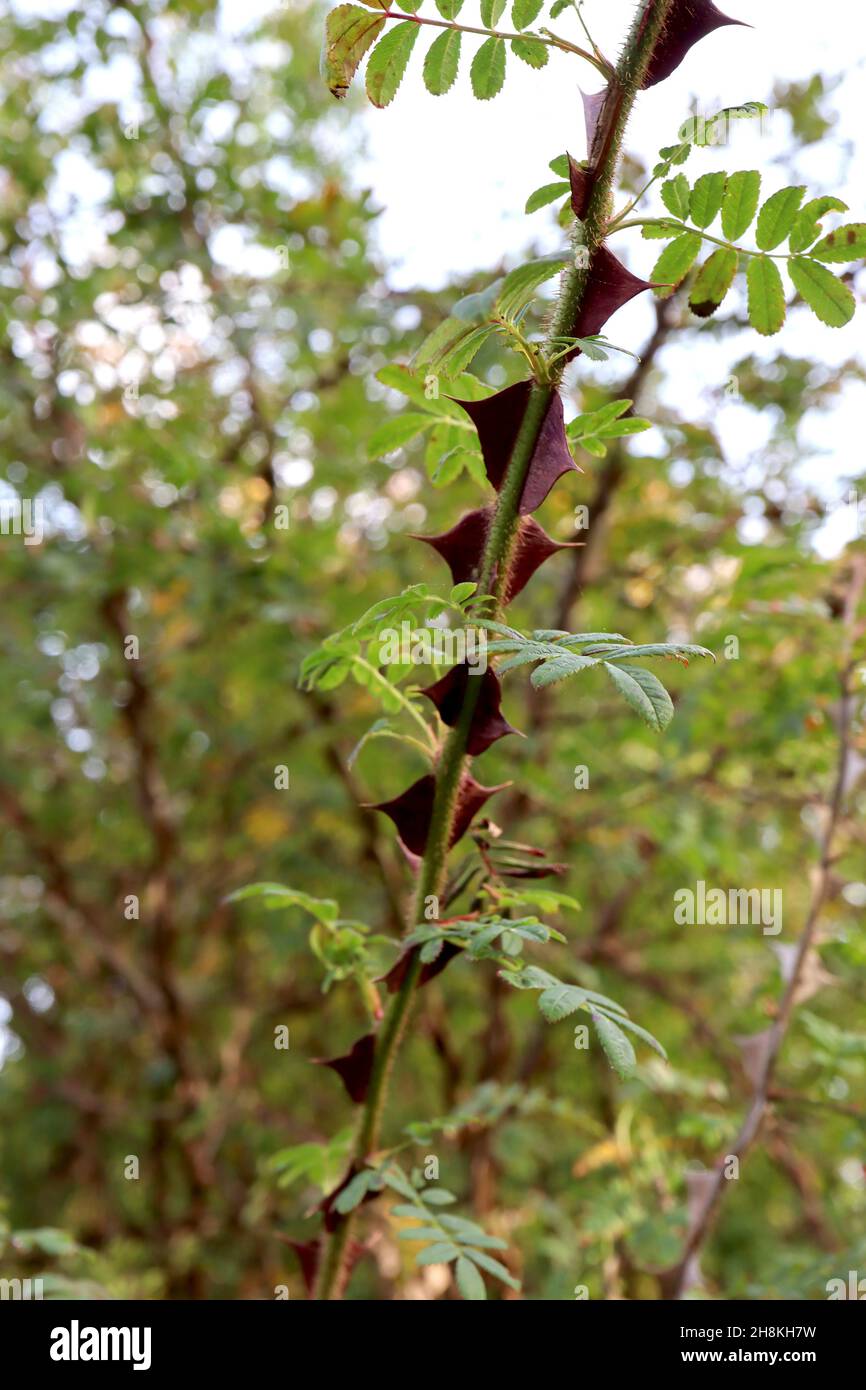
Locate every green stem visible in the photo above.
<box><xmin>612</xmin><ymin>217</ymin><xmax>794</xmax><ymax>260</ymax></box>
<box><xmin>314</xmin><ymin>0</ymin><xmax>678</xmax><ymax>1300</ymax></box>
<box><xmin>351</xmin><ymin>656</ymin><xmax>437</xmax><ymax>748</ymax></box>
<box><xmin>378</xmin><ymin>8</ymin><xmax>610</xmax><ymax>74</ymax></box>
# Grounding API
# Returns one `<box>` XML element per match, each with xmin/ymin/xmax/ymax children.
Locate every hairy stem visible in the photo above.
<box><xmin>314</xmin><ymin>0</ymin><xmax>677</xmax><ymax>1300</ymax></box>
<box><xmin>377</xmin><ymin>9</ymin><xmax>609</xmax><ymax>73</ymax></box>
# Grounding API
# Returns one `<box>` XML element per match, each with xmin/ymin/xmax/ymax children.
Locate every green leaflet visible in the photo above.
<box><xmin>811</xmin><ymin>222</ymin><xmax>866</xmax><ymax>263</ymax></box>
<box><xmin>755</xmin><ymin>185</ymin><xmax>806</xmax><ymax>251</ymax></box>
<box><xmin>530</xmin><ymin>652</ymin><xmax>599</xmax><ymax>688</ymax></box>
<box><xmin>414</xmin><ymin>315</ymin><xmax>497</xmax><ymax>376</ymax></box>
<box><xmin>788</xmin><ymin>196</ymin><xmax>848</xmax><ymax>253</ymax></box>
<box><xmin>456</xmin><ymin>1255</ymin><xmax>487</xmax><ymax>1299</ymax></box>
<box><xmin>423</xmin><ymin>29</ymin><xmax>462</xmax><ymax>93</ymax></box>
<box><xmin>365</xmin><ymin>21</ymin><xmax>420</xmax><ymax>107</ymax></box>
<box><xmin>496</xmin><ymin>253</ymin><xmax>568</xmax><ymax>317</ymax></box>
<box><xmin>641</xmin><ymin>219</ymin><xmax>683</xmax><ymax>240</ymax></box>
<box><xmin>434</xmin><ymin>0</ymin><xmax>464</xmax><ymax>17</ymax></box>
<box><xmin>366</xmin><ymin>412</ymin><xmax>432</xmax><ymax>459</ymax></box>
<box><xmin>689</xmin><ymin>246</ymin><xmax>738</xmax><ymax>318</ymax></box>
<box><xmin>609</xmin><ymin>1013</ymin><xmax>668</xmax><ymax>1061</ymax></box>
<box><xmin>511</xmin><ymin>36</ymin><xmax>547</xmax><ymax>67</ymax></box>
<box><xmin>660</xmin><ymin>173</ymin><xmax>690</xmax><ymax>221</ymax></box>
<box><xmin>417</xmin><ymin>1241</ymin><xmax>461</xmax><ymax>1263</ymax></box>
<box><xmin>591</xmin><ymin>1011</ymin><xmax>637</xmax><ymax>1080</ymax></box>
<box><xmin>787</xmin><ymin>257</ymin><xmax>855</xmax><ymax>327</ymax></box>
<box><xmin>538</xmin><ymin>984</ymin><xmax>590</xmax><ymax>1022</ymax></box>
<box><xmin>333</xmin><ymin>1168</ymin><xmax>381</xmax><ymax>1213</ymax></box>
<box><xmin>512</xmin><ymin>0</ymin><xmax>543</xmax><ymax>29</ymax></box>
<box><xmin>747</xmin><ymin>256</ymin><xmax>786</xmax><ymax>336</ymax></box>
<box><xmin>464</xmin><ymin>1248</ymin><xmax>521</xmax><ymax>1289</ymax></box>
<box><xmin>471</xmin><ymin>35</ymin><xmax>507</xmax><ymax>99</ymax></box>
<box><xmin>721</xmin><ymin>169</ymin><xmax>760</xmax><ymax>241</ymax></box>
<box><xmin>226</xmin><ymin>883</ymin><xmax>338</xmax><ymax>922</ymax></box>
<box><xmin>651</xmin><ymin>231</ymin><xmax>702</xmax><ymax>298</ymax></box>
<box><xmin>603</xmin><ymin>661</ymin><xmax>674</xmax><ymax>732</ymax></box>
<box><xmin>452</xmin><ymin>277</ymin><xmax>502</xmax><ymax>321</ymax></box>
<box><xmin>525</xmin><ymin>180</ymin><xmax>570</xmax><ymax>213</ymax></box>
<box><xmin>321</xmin><ymin>4</ymin><xmax>386</xmax><ymax>99</ymax></box>
<box><xmin>688</xmin><ymin>171</ymin><xmax>727</xmax><ymax>229</ymax></box>
<box><xmin>566</xmin><ymin>399</ymin><xmax>651</xmax><ymax>456</ymax></box>
<box><xmin>480</xmin><ymin>0</ymin><xmax>507</xmax><ymax>24</ymax></box>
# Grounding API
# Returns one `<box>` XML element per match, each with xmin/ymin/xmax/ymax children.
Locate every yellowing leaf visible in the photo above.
<box><xmin>689</xmin><ymin>246</ymin><xmax>738</xmax><ymax>318</ymax></box>
<box><xmin>321</xmin><ymin>4</ymin><xmax>386</xmax><ymax>99</ymax></box>
<box><xmin>788</xmin><ymin>257</ymin><xmax>855</xmax><ymax>327</ymax></box>
<box><xmin>811</xmin><ymin>222</ymin><xmax>866</xmax><ymax>263</ymax></box>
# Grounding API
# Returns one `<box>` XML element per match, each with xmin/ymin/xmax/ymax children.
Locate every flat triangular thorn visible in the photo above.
<box><xmin>312</xmin><ymin>1032</ymin><xmax>376</xmax><ymax>1104</ymax></box>
<box><xmin>420</xmin><ymin>666</ymin><xmax>520</xmax><ymax>756</ymax></box>
<box><xmin>455</xmin><ymin>382</ymin><xmax>579</xmax><ymax>515</ymax></box>
<box><xmin>369</xmin><ymin>772</ymin><xmax>508</xmax><ymax>857</ymax></box>
<box><xmin>414</xmin><ymin>507</ymin><xmax>580</xmax><ymax>604</ymax></box>
<box><xmin>378</xmin><ymin>939</ymin><xmax>463</xmax><ymax>995</ymax></box>
<box><xmin>571</xmin><ymin>243</ymin><xmax>653</xmax><ymax>344</ymax></box>
<box><xmin>568</xmin><ymin>153</ymin><xmax>591</xmax><ymax>220</ymax></box>
<box><xmin>642</xmin><ymin>0</ymin><xmax>747</xmax><ymax>89</ymax></box>
<box><xmin>580</xmin><ymin>88</ymin><xmax>607</xmax><ymax>161</ymax></box>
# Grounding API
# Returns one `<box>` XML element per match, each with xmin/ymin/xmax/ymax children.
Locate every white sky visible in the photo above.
<box><xmin>12</xmin><ymin>0</ymin><xmax>866</xmax><ymax>551</ymax></box>
<box><xmin>340</xmin><ymin>0</ymin><xmax>866</xmax><ymax>552</ymax></box>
